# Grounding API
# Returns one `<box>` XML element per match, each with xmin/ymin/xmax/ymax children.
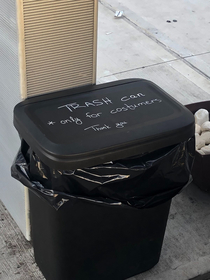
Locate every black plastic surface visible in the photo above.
<box><xmin>14</xmin><ymin>79</ymin><xmax>194</xmax><ymax>169</ymax></box>
<box><xmin>29</xmin><ymin>190</ymin><xmax>171</xmax><ymax>280</ymax></box>
<box><xmin>11</xmin><ymin>138</ymin><xmax>194</xmax><ymax>209</ymax></box>
<box><xmin>186</xmin><ymin>101</ymin><xmax>210</xmax><ymax>192</ymax></box>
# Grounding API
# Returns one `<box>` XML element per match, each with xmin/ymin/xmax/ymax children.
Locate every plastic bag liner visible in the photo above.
<box><xmin>11</xmin><ymin>138</ymin><xmax>195</xmax><ymax>210</ymax></box>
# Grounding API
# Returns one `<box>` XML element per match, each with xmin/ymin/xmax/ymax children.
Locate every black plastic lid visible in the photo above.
<box><xmin>14</xmin><ymin>79</ymin><xmax>194</xmax><ymax>169</ymax></box>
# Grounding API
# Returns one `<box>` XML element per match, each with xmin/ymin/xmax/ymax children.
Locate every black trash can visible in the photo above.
<box><xmin>12</xmin><ymin>79</ymin><xmax>195</xmax><ymax>280</ymax></box>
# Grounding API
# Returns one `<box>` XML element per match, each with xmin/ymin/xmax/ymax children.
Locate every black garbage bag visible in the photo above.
<box><xmin>11</xmin><ymin>138</ymin><xmax>195</xmax><ymax>210</ymax></box>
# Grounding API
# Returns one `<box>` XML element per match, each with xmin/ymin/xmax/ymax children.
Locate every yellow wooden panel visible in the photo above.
<box><xmin>17</xmin><ymin>0</ymin><xmax>98</xmax><ymax>98</ymax></box>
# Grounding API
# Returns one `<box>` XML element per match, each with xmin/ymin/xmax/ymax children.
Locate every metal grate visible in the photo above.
<box><xmin>18</xmin><ymin>0</ymin><xmax>98</xmax><ymax>97</ymax></box>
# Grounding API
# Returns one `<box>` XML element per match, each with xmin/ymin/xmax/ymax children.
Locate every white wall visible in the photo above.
<box><xmin>0</xmin><ymin>0</ymin><xmax>29</xmax><ymax>239</ymax></box>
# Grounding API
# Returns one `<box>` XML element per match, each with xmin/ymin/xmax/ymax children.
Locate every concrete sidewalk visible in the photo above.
<box><xmin>1</xmin><ymin>0</ymin><xmax>210</xmax><ymax>279</ymax></box>
<box><xmin>1</xmin><ymin>183</ymin><xmax>210</xmax><ymax>280</ymax></box>
<box><xmin>97</xmin><ymin>0</ymin><xmax>210</xmax><ymax>105</ymax></box>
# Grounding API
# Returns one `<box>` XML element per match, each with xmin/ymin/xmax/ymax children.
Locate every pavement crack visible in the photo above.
<box><xmin>184</xmin><ymin>52</ymin><xmax>210</xmax><ymax>59</ymax></box>
<box><xmin>101</xmin><ymin>59</ymin><xmax>179</xmax><ymax>77</ymax></box>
